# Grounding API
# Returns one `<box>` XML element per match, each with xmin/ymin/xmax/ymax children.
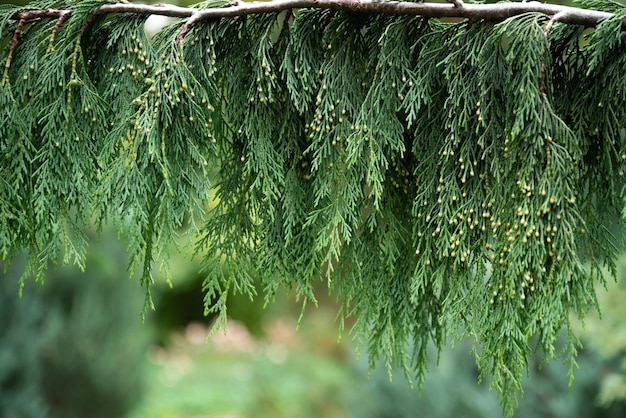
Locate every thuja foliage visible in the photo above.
<box><xmin>2</xmin><ymin>0</ymin><xmax>626</xmax><ymax>414</ymax></box>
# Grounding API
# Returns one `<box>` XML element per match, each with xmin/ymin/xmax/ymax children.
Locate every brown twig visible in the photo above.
<box><xmin>78</xmin><ymin>14</ymin><xmax>96</xmax><ymax>38</ymax></box>
<box><xmin>176</xmin><ymin>11</ymin><xmax>203</xmax><ymax>44</ymax></box>
<box><xmin>544</xmin><ymin>10</ymin><xmax>568</xmax><ymax>35</ymax></box>
<box><xmin>51</xmin><ymin>10</ymin><xmax>72</xmax><ymax>35</ymax></box>
<box><xmin>539</xmin><ymin>55</ymin><xmax>546</xmax><ymax>100</ymax></box>
<box><xmin>539</xmin><ymin>11</ymin><xmax>567</xmax><ymax>102</ymax></box>
<box><xmin>9</xmin><ymin>18</ymin><xmax>26</xmax><ymax>54</ymax></box>
<box><xmin>46</xmin><ymin>11</ymin><xmax>72</xmax><ymax>53</ymax></box>
<box><xmin>2</xmin><ymin>17</ymin><xmax>26</xmax><ymax>85</ymax></box>
<box><xmin>277</xmin><ymin>8</ymin><xmax>293</xmax><ymax>43</ymax></box>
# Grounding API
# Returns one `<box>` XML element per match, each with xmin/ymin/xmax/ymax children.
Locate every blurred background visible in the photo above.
<box><xmin>3</xmin><ymin>0</ymin><xmax>626</xmax><ymax>417</ymax></box>
<box><xmin>2</xmin><ymin>228</ymin><xmax>626</xmax><ymax>418</ymax></box>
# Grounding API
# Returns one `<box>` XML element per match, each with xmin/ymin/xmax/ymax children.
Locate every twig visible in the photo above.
<box><xmin>8</xmin><ymin>0</ymin><xmax>619</xmax><ymax>28</ymax></box>
<box><xmin>277</xmin><ymin>8</ymin><xmax>293</xmax><ymax>43</ymax></box>
<box><xmin>2</xmin><ymin>17</ymin><xmax>26</xmax><ymax>85</ymax></box>
<box><xmin>46</xmin><ymin>12</ymin><xmax>71</xmax><ymax>54</ymax></box>
<box><xmin>176</xmin><ymin>10</ymin><xmax>203</xmax><ymax>44</ymax></box>
<box><xmin>539</xmin><ymin>11</ymin><xmax>568</xmax><ymax>102</ymax></box>
<box><xmin>544</xmin><ymin>10</ymin><xmax>568</xmax><ymax>35</ymax></box>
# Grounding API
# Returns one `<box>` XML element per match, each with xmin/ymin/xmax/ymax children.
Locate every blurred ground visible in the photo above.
<box><xmin>130</xmin><ymin>307</ymin><xmax>360</xmax><ymax>418</ymax></box>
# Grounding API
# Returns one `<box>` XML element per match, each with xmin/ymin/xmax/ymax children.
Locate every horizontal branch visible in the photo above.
<box><xmin>10</xmin><ymin>0</ymin><xmax>618</xmax><ymax>28</ymax></box>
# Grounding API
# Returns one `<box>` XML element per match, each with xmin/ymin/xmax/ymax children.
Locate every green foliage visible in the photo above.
<box><xmin>2</xmin><ymin>0</ymin><xmax>626</xmax><ymax>415</ymax></box>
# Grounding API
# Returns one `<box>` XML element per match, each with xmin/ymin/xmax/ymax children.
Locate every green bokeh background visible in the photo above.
<box><xmin>3</xmin><ymin>228</ymin><xmax>626</xmax><ymax>418</ymax></box>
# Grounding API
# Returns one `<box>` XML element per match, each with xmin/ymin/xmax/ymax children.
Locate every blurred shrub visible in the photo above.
<box><xmin>0</xmin><ymin>236</ymin><xmax>151</xmax><ymax>418</ymax></box>
<box><xmin>571</xmin><ymin>255</ymin><xmax>626</xmax><ymax>410</ymax></box>
<box><xmin>349</xmin><ymin>343</ymin><xmax>501</xmax><ymax>418</ymax></box>
<box><xmin>0</xmin><ymin>265</ymin><xmax>48</xmax><ymax>418</ymax></box>
<box><xmin>350</xmin><ymin>335</ymin><xmax>626</xmax><ymax>418</ymax></box>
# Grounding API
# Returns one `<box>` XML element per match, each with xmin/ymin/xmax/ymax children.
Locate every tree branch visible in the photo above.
<box><xmin>9</xmin><ymin>0</ymin><xmax>619</xmax><ymax>29</ymax></box>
